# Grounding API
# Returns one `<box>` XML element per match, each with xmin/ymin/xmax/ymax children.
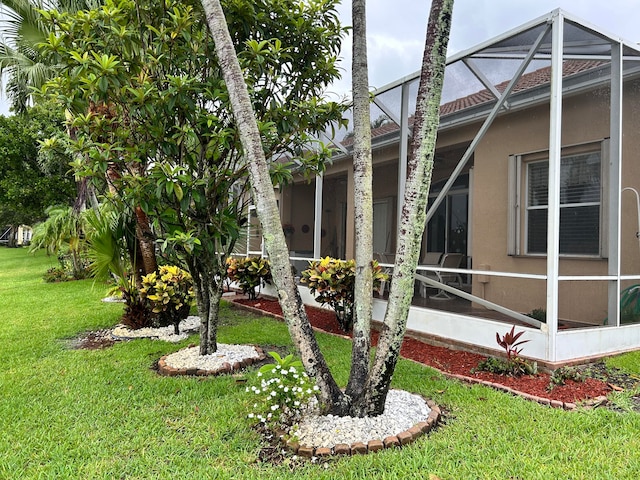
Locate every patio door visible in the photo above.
<box><xmin>426</xmin><ymin>175</ymin><xmax>469</xmax><ymax>257</ymax></box>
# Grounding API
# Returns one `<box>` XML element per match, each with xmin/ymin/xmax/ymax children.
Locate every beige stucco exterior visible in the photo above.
<box><xmin>279</xmin><ymin>76</ymin><xmax>640</xmax><ymax>326</ymax></box>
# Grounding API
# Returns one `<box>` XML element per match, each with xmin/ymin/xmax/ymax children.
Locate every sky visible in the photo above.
<box><xmin>329</xmin><ymin>0</ymin><xmax>640</xmax><ymax>99</ymax></box>
<box><xmin>0</xmin><ymin>1</ymin><xmax>637</xmax><ymax>115</ymax></box>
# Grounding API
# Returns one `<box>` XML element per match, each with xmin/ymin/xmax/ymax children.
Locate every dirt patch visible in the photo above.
<box><xmin>67</xmin><ymin>330</ymin><xmax>121</xmax><ymax>350</ymax></box>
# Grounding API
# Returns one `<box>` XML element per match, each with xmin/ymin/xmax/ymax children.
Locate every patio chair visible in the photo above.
<box><xmin>374</xmin><ymin>252</ymin><xmax>393</xmax><ymax>296</ymax></box>
<box><xmin>419</xmin><ymin>252</ymin><xmax>464</xmax><ymax>300</ymax></box>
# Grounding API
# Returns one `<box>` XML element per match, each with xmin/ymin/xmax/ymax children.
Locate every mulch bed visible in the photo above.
<box><xmin>233</xmin><ymin>297</ymin><xmax>613</xmax><ymax>405</ymax></box>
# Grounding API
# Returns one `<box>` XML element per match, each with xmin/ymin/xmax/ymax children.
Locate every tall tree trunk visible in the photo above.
<box><xmin>363</xmin><ymin>0</ymin><xmax>454</xmax><ymax>415</ymax></box>
<box><xmin>201</xmin><ymin>0</ymin><xmax>454</xmax><ymax>417</ymax></box>
<box><xmin>7</xmin><ymin>225</ymin><xmax>16</xmax><ymax>248</ymax></box>
<box><xmin>345</xmin><ymin>0</ymin><xmax>374</xmax><ymax>406</ymax></box>
<box><xmin>201</xmin><ymin>0</ymin><xmax>347</xmax><ymax>412</ymax></box>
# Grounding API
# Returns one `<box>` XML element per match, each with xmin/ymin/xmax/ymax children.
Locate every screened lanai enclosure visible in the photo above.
<box><xmin>253</xmin><ymin>9</ymin><xmax>640</xmax><ymax>365</ymax></box>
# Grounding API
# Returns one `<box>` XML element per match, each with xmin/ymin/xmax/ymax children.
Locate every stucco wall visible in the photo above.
<box><xmin>469</xmin><ymin>80</ymin><xmax>640</xmax><ymax>323</ymax></box>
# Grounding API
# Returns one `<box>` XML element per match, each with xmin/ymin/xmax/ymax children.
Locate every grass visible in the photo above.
<box><xmin>2</xmin><ymin>247</ymin><xmax>640</xmax><ymax>479</ymax></box>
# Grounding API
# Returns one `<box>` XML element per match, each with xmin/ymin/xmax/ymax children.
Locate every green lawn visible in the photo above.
<box><xmin>2</xmin><ymin>247</ymin><xmax>640</xmax><ymax>479</ymax></box>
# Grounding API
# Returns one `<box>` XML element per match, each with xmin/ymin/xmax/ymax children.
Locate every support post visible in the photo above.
<box><xmin>546</xmin><ymin>12</ymin><xmax>563</xmax><ymax>362</ymax></box>
<box><xmin>608</xmin><ymin>41</ymin><xmax>623</xmax><ymax>327</ymax></box>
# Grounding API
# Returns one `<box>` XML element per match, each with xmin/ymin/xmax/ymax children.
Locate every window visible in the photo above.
<box><xmin>509</xmin><ymin>144</ymin><xmax>605</xmax><ymax>257</ymax></box>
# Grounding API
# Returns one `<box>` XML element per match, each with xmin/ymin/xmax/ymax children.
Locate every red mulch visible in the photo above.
<box><xmin>233</xmin><ymin>297</ymin><xmax>611</xmax><ymax>404</ymax></box>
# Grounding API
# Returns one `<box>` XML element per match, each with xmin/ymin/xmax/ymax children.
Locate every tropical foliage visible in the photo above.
<box><xmin>0</xmin><ymin>0</ymin><xmax>99</xmax><ymax>113</ymax></box>
<box><xmin>301</xmin><ymin>257</ymin><xmax>388</xmax><ymax>331</ymax></box>
<box><xmin>225</xmin><ymin>256</ymin><xmax>272</xmax><ymax>300</ymax></box>
<box><xmin>140</xmin><ymin>265</ymin><xmax>195</xmax><ymax>335</ymax></box>
<box><xmin>37</xmin><ymin>0</ymin><xmax>346</xmax><ymax>355</ymax></box>
<box><xmin>0</xmin><ymin>106</ymin><xmax>76</xmax><ymax>246</ymax></box>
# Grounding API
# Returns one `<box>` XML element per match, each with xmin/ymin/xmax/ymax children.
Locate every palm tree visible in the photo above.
<box><xmin>0</xmin><ymin>0</ymin><xmax>98</xmax><ymax>113</ymax></box>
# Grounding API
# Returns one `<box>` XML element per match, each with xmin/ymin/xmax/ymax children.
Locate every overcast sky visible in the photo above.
<box><xmin>330</xmin><ymin>0</ymin><xmax>640</xmax><ymax>99</ymax></box>
<box><xmin>0</xmin><ymin>1</ymin><xmax>637</xmax><ymax>116</ymax></box>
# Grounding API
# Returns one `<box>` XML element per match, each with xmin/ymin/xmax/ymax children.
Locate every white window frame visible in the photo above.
<box><xmin>508</xmin><ymin>140</ymin><xmax>608</xmax><ymax>258</ymax></box>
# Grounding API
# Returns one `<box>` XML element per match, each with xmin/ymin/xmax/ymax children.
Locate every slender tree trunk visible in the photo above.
<box><xmin>7</xmin><ymin>225</ymin><xmax>16</xmax><ymax>248</ymax></box>
<box><xmin>202</xmin><ymin>0</ymin><xmax>453</xmax><ymax>417</ymax></box>
<box><xmin>134</xmin><ymin>206</ymin><xmax>157</xmax><ymax>275</ymax></box>
<box><xmin>187</xmin><ymin>256</ymin><xmax>222</xmax><ymax>355</ymax></box>
<box><xmin>363</xmin><ymin>0</ymin><xmax>454</xmax><ymax>415</ymax></box>
<box><xmin>345</xmin><ymin>0</ymin><xmax>374</xmax><ymax>406</ymax></box>
<box><xmin>201</xmin><ymin>0</ymin><xmax>346</xmax><ymax>412</ymax></box>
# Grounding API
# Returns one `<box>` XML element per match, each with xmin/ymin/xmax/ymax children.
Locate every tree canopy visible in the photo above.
<box><xmin>0</xmin><ymin>105</ymin><xmax>76</xmax><ymax>232</ymax></box>
<box><xmin>38</xmin><ymin>0</ymin><xmax>347</xmax><ymax>353</ymax></box>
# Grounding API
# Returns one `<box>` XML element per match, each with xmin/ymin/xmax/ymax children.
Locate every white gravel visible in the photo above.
<box><xmin>111</xmin><ymin>316</ymin><xmax>201</xmax><ymax>343</ymax></box>
<box><xmin>110</xmin><ymin>314</ymin><xmax>430</xmax><ymax>450</ymax></box>
<box><xmin>163</xmin><ymin>344</ymin><xmax>262</xmax><ymax>370</ymax></box>
<box><xmin>292</xmin><ymin>389</ymin><xmax>430</xmax><ymax>449</ymax></box>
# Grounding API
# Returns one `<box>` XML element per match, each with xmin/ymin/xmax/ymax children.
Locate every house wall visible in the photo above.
<box><xmin>468</xmin><ymin>80</ymin><xmax>640</xmax><ymax>324</ymax></box>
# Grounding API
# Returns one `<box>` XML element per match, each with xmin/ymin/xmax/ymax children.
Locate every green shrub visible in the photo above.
<box><xmin>109</xmin><ymin>275</ymin><xmax>154</xmax><ymax>330</ymax></box>
<box><xmin>247</xmin><ymin>352</ymin><xmax>318</xmax><ymax>431</ymax></box>
<box><xmin>548</xmin><ymin>366</ymin><xmax>586</xmax><ymax>391</ymax></box>
<box><xmin>527</xmin><ymin>308</ymin><xmax>547</xmax><ymax>322</ymax></box>
<box><xmin>226</xmin><ymin>257</ymin><xmax>272</xmax><ymax>300</ymax></box>
<box><xmin>140</xmin><ymin>265</ymin><xmax>195</xmax><ymax>334</ymax></box>
<box><xmin>301</xmin><ymin>257</ymin><xmax>388</xmax><ymax>332</ymax></box>
<box><xmin>42</xmin><ymin>266</ymin><xmax>70</xmax><ymax>283</ymax></box>
<box><xmin>474</xmin><ymin>356</ymin><xmax>537</xmax><ymax>376</ymax></box>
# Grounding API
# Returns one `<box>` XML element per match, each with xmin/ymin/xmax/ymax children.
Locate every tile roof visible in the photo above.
<box><xmin>338</xmin><ymin>60</ymin><xmax>607</xmax><ymax>147</ymax></box>
<box><xmin>439</xmin><ymin>60</ymin><xmax>607</xmax><ymax>116</ymax></box>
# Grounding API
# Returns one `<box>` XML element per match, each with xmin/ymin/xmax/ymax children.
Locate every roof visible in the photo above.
<box><xmin>330</xmin><ymin>8</ymin><xmax>640</xmax><ymax>151</ymax></box>
<box><xmin>438</xmin><ymin>60</ymin><xmax>608</xmax><ymax>116</ymax></box>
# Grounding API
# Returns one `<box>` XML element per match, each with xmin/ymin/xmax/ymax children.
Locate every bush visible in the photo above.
<box><xmin>301</xmin><ymin>257</ymin><xmax>388</xmax><ymax>332</ymax></box>
<box><xmin>246</xmin><ymin>352</ymin><xmax>318</xmax><ymax>431</ymax></box>
<box><xmin>474</xmin><ymin>356</ymin><xmax>537</xmax><ymax>376</ymax></box>
<box><xmin>109</xmin><ymin>275</ymin><xmax>154</xmax><ymax>330</ymax></box>
<box><xmin>226</xmin><ymin>257</ymin><xmax>272</xmax><ymax>300</ymax></box>
<box><xmin>140</xmin><ymin>265</ymin><xmax>195</xmax><ymax>334</ymax></box>
<box><xmin>527</xmin><ymin>308</ymin><xmax>547</xmax><ymax>322</ymax></box>
<box><xmin>42</xmin><ymin>266</ymin><xmax>70</xmax><ymax>283</ymax></box>
<box><xmin>548</xmin><ymin>366</ymin><xmax>586</xmax><ymax>391</ymax></box>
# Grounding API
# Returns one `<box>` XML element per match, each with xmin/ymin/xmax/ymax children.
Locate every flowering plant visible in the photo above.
<box><xmin>246</xmin><ymin>352</ymin><xmax>318</xmax><ymax>430</ymax></box>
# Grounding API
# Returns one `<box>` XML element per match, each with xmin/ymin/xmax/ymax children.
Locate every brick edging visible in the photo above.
<box><xmin>279</xmin><ymin>398</ymin><xmax>441</xmax><ymax>457</ymax></box>
<box><xmin>157</xmin><ymin>345</ymin><xmax>267</xmax><ymax>377</ymax></box>
<box><xmin>441</xmin><ymin>372</ymin><xmax>604</xmax><ymax>410</ymax></box>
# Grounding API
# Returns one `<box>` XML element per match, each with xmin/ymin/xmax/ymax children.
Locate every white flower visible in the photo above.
<box><xmin>270</xmin><ymin>391</ymin><xmax>277</xmax><ymax>397</ymax></box>
<box><xmin>257</xmin><ymin>371</ymin><xmax>263</xmax><ymax>377</ymax></box>
<box><xmin>248</xmin><ymin>413</ymin><xmax>255</xmax><ymax>418</ymax></box>
<box><xmin>271</xmin><ymin>405</ymin><xmax>279</xmax><ymax>411</ymax></box>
